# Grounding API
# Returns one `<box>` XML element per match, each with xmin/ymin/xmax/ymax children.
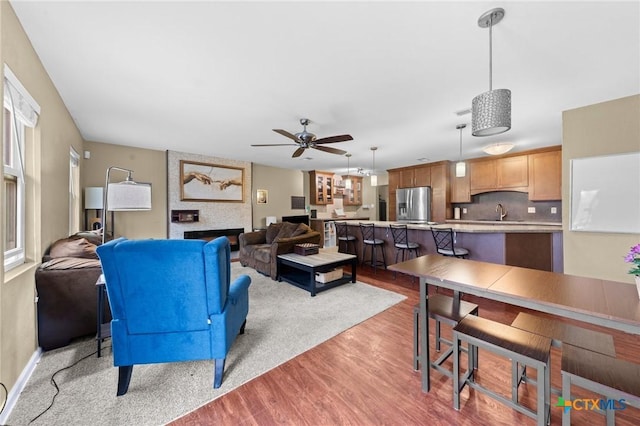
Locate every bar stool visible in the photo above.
<box><xmin>413</xmin><ymin>294</ymin><xmax>479</xmax><ymax>376</ymax></box>
<box><xmin>335</xmin><ymin>221</ymin><xmax>357</xmax><ymax>257</ymax></box>
<box><xmin>430</xmin><ymin>227</ymin><xmax>469</xmax><ymax>258</ymax></box>
<box><xmin>561</xmin><ymin>344</ymin><xmax>640</xmax><ymax>426</ymax></box>
<box><xmin>453</xmin><ymin>315</ymin><xmax>552</xmax><ymax>426</ymax></box>
<box><xmin>359</xmin><ymin>222</ymin><xmax>386</xmax><ymax>272</ymax></box>
<box><xmin>389</xmin><ymin>223</ymin><xmax>420</xmax><ymax>263</ymax></box>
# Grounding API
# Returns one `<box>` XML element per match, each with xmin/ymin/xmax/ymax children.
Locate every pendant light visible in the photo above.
<box><xmin>455</xmin><ymin>124</ymin><xmax>467</xmax><ymax>178</ymax></box>
<box><xmin>472</xmin><ymin>7</ymin><xmax>511</xmax><ymax>137</ymax></box>
<box><xmin>344</xmin><ymin>153</ymin><xmax>352</xmax><ymax>190</ymax></box>
<box><xmin>370</xmin><ymin>147</ymin><xmax>378</xmax><ymax>187</ymax></box>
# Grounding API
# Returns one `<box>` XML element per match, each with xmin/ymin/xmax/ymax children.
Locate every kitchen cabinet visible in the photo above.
<box><xmin>429</xmin><ymin>163</ymin><xmax>449</xmax><ymax>222</ymax></box>
<box><xmin>342</xmin><ymin>175</ymin><xmax>363</xmax><ymax>206</ymax></box>
<box><xmin>469</xmin><ymin>155</ymin><xmax>528</xmax><ymax>195</ymax></box>
<box><xmin>528</xmin><ymin>150</ymin><xmax>561</xmax><ymax>200</ymax></box>
<box><xmin>388</xmin><ymin>170</ymin><xmax>400</xmax><ymax>193</ymax></box>
<box><xmin>388</xmin><ymin>192</ymin><xmax>397</xmax><ymax>221</ymax></box>
<box><xmin>505</xmin><ymin>233</ymin><xmax>553</xmax><ymax>271</ymax></box>
<box><xmin>309</xmin><ymin>171</ymin><xmax>334</xmax><ymax>205</ymax></box>
<box><xmin>400</xmin><ymin>165</ymin><xmax>430</xmax><ymax>188</ymax></box>
<box><xmin>450</xmin><ymin>162</ymin><xmax>471</xmax><ymax>203</ymax></box>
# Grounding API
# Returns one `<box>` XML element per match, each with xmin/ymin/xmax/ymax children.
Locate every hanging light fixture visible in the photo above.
<box><xmin>344</xmin><ymin>153</ymin><xmax>352</xmax><ymax>190</ymax></box>
<box><xmin>483</xmin><ymin>142</ymin><xmax>514</xmax><ymax>156</ymax></box>
<box><xmin>455</xmin><ymin>124</ymin><xmax>467</xmax><ymax>178</ymax></box>
<box><xmin>370</xmin><ymin>147</ymin><xmax>378</xmax><ymax>187</ymax></box>
<box><xmin>472</xmin><ymin>7</ymin><xmax>511</xmax><ymax>137</ymax></box>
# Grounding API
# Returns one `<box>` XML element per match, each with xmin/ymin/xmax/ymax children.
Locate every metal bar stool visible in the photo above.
<box><xmin>335</xmin><ymin>221</ymin><xmax>358</xmax><ymax>257</ymax></box>
<box><xmin>430</xmin><ymin>227</ymin><xmax>469</xmax><ymax>258</ymax></box>
<box><xmin>359</xmin><ymin>222</ymin><xmax>386</xmax><ymax>273</ymax></box>
<box><xmin>389</xmin><ymin>223</ymin><xmax>420</xmax><ymax>280</ymax></box>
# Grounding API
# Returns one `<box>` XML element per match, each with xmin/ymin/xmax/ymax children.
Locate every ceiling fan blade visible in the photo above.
<box><xmin>292</xmin><ymin>147</ymin><xmax>306</xmax><ymax>158</ymax></box>
<box><xmin>273</xmin><ymin>129</ymin><xmax>300</xmax><ymax>141</ymax></box>
<box><xmin>313</xmin><ymin>145</ymin><xmax>347</xmax><ymax>156</ymax></box>
<box><xmin>314</xmin><ymin>134</ymin><xmax>353</xmax><ymax>144</ymax></box>
<box><xmin>251</xmin><ymin>143</ymin><xmax>299</xmax><ymax>147</ymax></box>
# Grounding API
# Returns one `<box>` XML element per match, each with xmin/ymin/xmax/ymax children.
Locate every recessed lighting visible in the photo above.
<box><xmin>417</xmin><ymin>157</ymin><xmax>430</xmax><ymax>162</ymax></box>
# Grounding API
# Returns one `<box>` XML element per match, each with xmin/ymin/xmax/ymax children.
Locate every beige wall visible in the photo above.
<box><xmin>1</xmin><ymin>1</ymin><xmax>85</xmax><ymax>398</ymax></box>
<box><xmin>252</xmin><ymin>164</ymin><xmax>305</xmax><ymax>229</ymax></box>
<box><xmin>82</xmin><ymin>141</ymin><xmax>167</xmax><ymax>240</ymax></box>
<box><xmin>562</xmin><ymin>94</ymin><xmax>640</xmax><ymax>282</ymax></box>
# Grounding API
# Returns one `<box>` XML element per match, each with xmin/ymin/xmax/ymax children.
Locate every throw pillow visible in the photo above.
<box><xmin>265</xmin><ymin>223</ymin><xmax>283</xmax><ymax>244</ymax></box>
<box><xmin>273</xmin><ymin>222</ymin><xmax>299</xmax><ymax>242</ymax></box>
<box><xmin>292</xmin><ymin>223</ymin><xmax>312</xmax><ymax>237</ymax></box>
<box><xmin>49</xmin><ymin>237</ymin><xmax>99</xmax><ymax>259</ymax></box>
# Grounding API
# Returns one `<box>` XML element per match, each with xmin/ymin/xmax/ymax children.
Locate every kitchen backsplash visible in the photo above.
<box><xmin>453</xmin><ymin>191</ymin><xmax>561</xmax><ymax>222</ymax></box>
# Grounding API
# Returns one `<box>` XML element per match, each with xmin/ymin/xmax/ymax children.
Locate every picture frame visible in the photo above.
<box><xmin>180</xmin><ymin>160</ymin><xmax>244</xmax><ymax>202</ymax></box>
<box><xmin>257</xmin><ymin>189</ymin><xmax>268</xmax><ymax>204</ymax></box>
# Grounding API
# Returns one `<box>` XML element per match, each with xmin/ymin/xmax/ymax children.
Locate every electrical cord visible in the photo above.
<box><xmin>29</xmin><ymin>345</ymin><xmax>111</xmax><ymax>424</ymax></box>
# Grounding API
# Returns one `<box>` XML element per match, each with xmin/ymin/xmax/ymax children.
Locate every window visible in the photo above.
<box><xmin>69</xmin><ymin>148</ymin><xmax>80</xmax><ymax>234</ymax></box>
<box><xmin>3</xmin><ymin>65</ymin><xmax>40</xmax><ymax>271</ymax></box>
<box><xmin>3</xmin><ymin>103</ymin><xmax>25</xmax><ymax>270</ymax></box>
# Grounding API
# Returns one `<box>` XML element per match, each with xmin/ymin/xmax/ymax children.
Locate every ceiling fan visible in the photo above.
<box><xmin>251</xmin><ymin>118</ymin><xmax>353</xmax><ymax>158</ymax></box>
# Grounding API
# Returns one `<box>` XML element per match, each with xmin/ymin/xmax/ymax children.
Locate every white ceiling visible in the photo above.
<box><xmin>9</xmin><ymin>1</ymin><xmax>640</xmax><ymax>176</ymax></box>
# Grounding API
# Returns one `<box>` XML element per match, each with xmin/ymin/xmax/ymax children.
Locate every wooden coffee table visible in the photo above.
<box><xmin>277</xmin><ymin>251</ymin><xmax>357</xmax><ymax>296</ymax></box>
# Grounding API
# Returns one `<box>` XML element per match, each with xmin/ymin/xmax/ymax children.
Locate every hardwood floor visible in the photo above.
<box><xmin>172</xmin><ymin>264</ymin><xmax>640</xmax><ymax>425</ymax></box>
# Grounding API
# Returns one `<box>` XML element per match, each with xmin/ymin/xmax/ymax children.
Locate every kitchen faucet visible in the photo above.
<box><xmin>496</xmin><ymin>203</ymin><xmax>507</xmax><ymax>221</ymax></box>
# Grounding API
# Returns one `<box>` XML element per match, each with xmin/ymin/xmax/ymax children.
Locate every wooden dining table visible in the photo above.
<box><xmin>388</xmin><ymin>254</ymin><xmax>640</xmax><ymax>392</ymax></box>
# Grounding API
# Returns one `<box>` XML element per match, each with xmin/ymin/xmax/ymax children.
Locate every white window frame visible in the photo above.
<box><xmin>4</xmin><ymin>64</ymin><xmax>39</xmax><ymax>271</ymax></box>
<box><xmin>4</xmin><ymin>104</ymin><xmax>25</xmax><ymax>270</ymax></box>
<box><xmin>69</xmin><ymin>147</ymin><xmax>80</xmax><ymax>235</ymax></box>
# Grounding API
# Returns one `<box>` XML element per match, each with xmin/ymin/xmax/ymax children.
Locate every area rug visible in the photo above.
<box><xmin>7</xmin><ymin>263</ymin><xmax>405</xmax><ymax>426</ymax></box>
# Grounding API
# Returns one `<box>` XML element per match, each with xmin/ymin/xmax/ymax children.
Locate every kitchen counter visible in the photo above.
<box><xmin>339</xmin><ymin>219</ymin><xmax>563</xmax><ymax>272</ymax></box>
<box><xmin>341</xmin><ymin>219</ymin><xmax>562</xmax><ymax>234</ymax></box>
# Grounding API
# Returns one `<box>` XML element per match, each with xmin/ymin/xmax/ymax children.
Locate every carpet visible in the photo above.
<box><xmin>7</xmin><ymin>263</ymin><xmax>405</xmax><ymax>426</ymax></box>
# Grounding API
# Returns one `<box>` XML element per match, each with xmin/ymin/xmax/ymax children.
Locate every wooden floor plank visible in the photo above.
<box><xmin>172</xmin><ymin>264</ymin><xmax>640</xmax><ymax>425</ymax></box>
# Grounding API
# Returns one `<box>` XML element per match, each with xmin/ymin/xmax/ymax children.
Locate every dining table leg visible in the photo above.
<box><xmin>420</xmin><ymin>277</ymin><xmax>430</xmax><ymax>392</ymax></box>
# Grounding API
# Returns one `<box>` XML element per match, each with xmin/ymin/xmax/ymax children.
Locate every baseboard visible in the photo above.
<box><xmin>0</xmin><ymin>347</ymin><xmax>42</xmax><ymax>425</ymax></box>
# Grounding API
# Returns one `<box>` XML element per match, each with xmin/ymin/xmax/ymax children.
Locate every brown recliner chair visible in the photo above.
<box><xmin>238</xmin><ymin>222</ymin><xmax>321</xmax><ymax>280</ymax></box>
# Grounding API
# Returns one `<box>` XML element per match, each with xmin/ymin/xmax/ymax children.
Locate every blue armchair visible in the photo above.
<box><xmin>96</xmin><ymin>236</ymin><xmax>251</xmax><ymax>395</ymax></box>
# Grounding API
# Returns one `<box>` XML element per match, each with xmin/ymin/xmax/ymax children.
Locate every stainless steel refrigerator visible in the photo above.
<box><xmin>396</xmin><ymin>186</ymin><xmax>431</xmax><ymax>223</ymax></box>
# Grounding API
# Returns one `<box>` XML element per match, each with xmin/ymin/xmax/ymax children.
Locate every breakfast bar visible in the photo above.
<box><xmin>388</xmin><ymin>255</ymin><xmax>640</xmax><ymax>393</ymax></box>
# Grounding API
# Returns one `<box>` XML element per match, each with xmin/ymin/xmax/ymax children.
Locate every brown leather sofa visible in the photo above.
<box><xmin>35</xmin><ymin>231</ymin><xmax>111</xmax><ymax>351</ymax></box>
<box><xmin>239</xmin><ymin>222</ymin><xmax>321</xmax><ymax>280</ymax></box>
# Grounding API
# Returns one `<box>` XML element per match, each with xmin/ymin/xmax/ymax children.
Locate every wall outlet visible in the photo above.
<box><xmin>462</xmin><ymin>208</ymin><xmax>468</xmax><ymax>214</ymax></box>
<box><xmin>528</xmin><ymin>207</ymin><xmax>536</xmax><ymax>213</ymax></box>
<box><xmin>551</xmin><ymin>207</ymin><xmax>557</xmax><ymax>214</ymax></box>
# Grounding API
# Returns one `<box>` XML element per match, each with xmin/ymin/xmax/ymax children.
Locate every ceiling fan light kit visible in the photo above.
<box><xmin>483</xmin><ymin>142</ymin><xmax>515</xmax><ymax>155</ymax></box>
<box><xmin>251</xmin><ymin>118</ymin><xmax>353</xmax><ymax>158</ymax></box>
<box><xmin>472</xmin><ymin>7</ymin><xmax>511</xmax><ymax>137</ymax></box>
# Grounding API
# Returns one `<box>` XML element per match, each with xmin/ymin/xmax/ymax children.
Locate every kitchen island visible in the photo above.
<box><xmin>340</xmin><ymin>220</ymin><xmax>563</xmax><ymax>272</ymax></box>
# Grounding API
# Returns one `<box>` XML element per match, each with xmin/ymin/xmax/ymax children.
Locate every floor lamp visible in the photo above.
<box><xmin>102</xmin><ymin>166</ymin><xmax>152</xmax><ymax>244</ymax></box>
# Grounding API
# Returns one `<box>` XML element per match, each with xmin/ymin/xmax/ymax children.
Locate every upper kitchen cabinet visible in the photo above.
<box><xmin>342</xmin><ymin>175</ymin><xmax>363</xmax><ymax>206</ymax></box>
<box><xmin>309</xmin><ymin>170</ymin><xmax>334</xmax><ymax>205</ymax></box>
<box><xmin>469</xmin><ymin>155</ymin><xmax>528</xmax><ymax>195</ymax></box>
<box><xmin>388</xmin><ymin>170</ymin><xmax>400</xmax><ymax>194</ymax></box>
<box><xmin>450</xmin><ymin>162</ymin><xmax>471</xmax><ymax>203</ymax></box>
<box><xmin>528</xmin><ymin>149</ymin><xmax>561</xmax><ymax>200</ymax></box>
<box><xmin>399</xmin><ymin>165</ymin><xmax>430</xmax><ymax>188</ymax></box>
<box><xmin>429</xmin><ymin>162</ymin><xmax>450</xmax><ymax>222</ymax></box>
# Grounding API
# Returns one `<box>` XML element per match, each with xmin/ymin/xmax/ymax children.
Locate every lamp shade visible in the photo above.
<box><xmin>84</xmin><ymin>187</ymin><xmax>104</xmax><ymax>209</ymax></box>
<box><xmin>370</xmin><ymin>175</ymin><xmax>378</xmax><ymax>187</ymax></box>
<box><xmin>472</xmin><ymin>88</ymin><xmax>511</xmax><ymax>136</ymax></box>
<box><xmin>455</xmin><ymin>161</ymin><xmax>466</xmax><ymax>178</ymax></box>
<box><xmin>107</xmin><ymin>181</ymin><xmax>152</xmax><ymax>211</ymax></box>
